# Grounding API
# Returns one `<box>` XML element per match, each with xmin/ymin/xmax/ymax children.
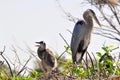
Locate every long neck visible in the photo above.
<box><xmin>84</xmin><ymin>16</ymin><xmax>93</xmax><ymax>28</ymax></box>
<box><xmin>84</xmin><ymin>16</ymin><xmax>94</xmax><ymax>36</ymax></box>
<box><xmin>38</xmin><ymin>46</ymin><xmax>46</xmax><ymax>52</ymax></box>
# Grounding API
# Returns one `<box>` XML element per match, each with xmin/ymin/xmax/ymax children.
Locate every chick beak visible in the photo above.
<box><xmin>35</xmin><ymin>42</ymin><xmax>40</xmax><ymax>47</ymax></box>
<box><xmin>35</xmin><ymin>45</ymin><xmax>40</xmax><ymax>47</ymax></box>
<box><xmin>35</xmin><ymin>42</ymin><xmax>40</xmax><ymax>44</ymax></box>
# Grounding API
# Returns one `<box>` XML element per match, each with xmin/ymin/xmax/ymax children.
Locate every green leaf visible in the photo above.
<box><xmin>106</xmin><ymin>59</ymin><xmax>112</xmax><ymax>65</ymax></box>
<box><xmin>109</xmin><ymin>44</ymin><xmax>114</xmax><ymax>49</ymax></box>
<box><xmin>31</xmin><ymin>70</ymin><xmax>42</xmax><ymax>78</ymax></box>
<box><xmin>102</xmin><ymin>46</ymin><xmax>109</xmax><ymax>53</ymax></box>
<box><xmin>64</xmin><ymin>45</ymin><xmax>69</xmax><ymax>50</ymax></box>
<box><xmin>116</xmin><ymin>69</ymin><xmax>120</xmax><ymax>75</ymax></box>
<box><xmin>98</xmin><ymin>62</ymin><xmax>102</xmax><ymax>69</ymax></box>
<box><xmin>96</xmin><ymin>52</ymin><xmax>102</xmax><ymax>57</ymax></box>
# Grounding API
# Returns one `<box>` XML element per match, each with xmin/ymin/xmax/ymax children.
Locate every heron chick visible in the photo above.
<box><xmin>70</xmin><ymin>9</ymin><xmax>101</xmax><ymax>64</ymax></box>
<box><xmin>35</xmin><ymin>41</ymin><xmax>57</xmax><ymax>72</ymax></box>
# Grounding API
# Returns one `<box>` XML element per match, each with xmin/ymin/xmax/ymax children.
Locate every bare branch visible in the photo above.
<box><xmin>57</xmin><ymin>50</ymin><xmax>66</xmax><ymax>60</ymax></box>
<box><xmin>17</xmin><ymin>56</ymin><xmax>31</xmax><ymax>76</ymax></box>
<box><xmin>94</xmin><ymin>27</ymin><xmax>118</xmax><ymax>34</ymax></box>
<box><xmin>24</xmin><ymin>43</ymin><xmax>38</xmax><ymax>59</ymax></box>
<box><xmin>0</xmin><ymin>46</ymin><xmax>5</xmax><ymax>55</ymax></box>
<box><xmin>10</xmin><ymin>45</ymin><xmax>22</xmax><ymax>68</ymax></box>
<box><xmin>57</xmin><ymin>33</ymin><xmax>71</xmax><ymax>60</ymax></box>
<box><xmin>94</xmin><ymin>32</ymin><xmax>120</xmax><ymax>41</ymax></box>
<box><xmin>67</xmin><ymin>29</ymin><xmax>72</xmax><ymax>34</ymax></box>
<box><xmin>55</xmin><ymin>0</ymin><xmax>78</xmax><ymax>23</ymax></box>
<box><xmin>108</xmin><ymin>4</ymin><xmax>120</xmax><ymax>25</ymax></box>
<box><xmin>99</xmin><ymin>8</ymin><xmax>120</xmax><ymax>35</ymax></box>
<box><xmin>0</xmin><ymin>46</ymin><xmax>13</xmax><ymax>77</ymax></box>
<box><xmin>59</xmin><ymin>33</ymin><xmax>70</xmax><ymax>47</ymax></box>
<box><xmin>87</xmin><ymin>51</ymin><xmax>94</xmax><ymax>70</ymax></box>
<box><xmin>91</xmin><ymin>52</ymin><xmax>97</xmax><ymax>66</ymax></box>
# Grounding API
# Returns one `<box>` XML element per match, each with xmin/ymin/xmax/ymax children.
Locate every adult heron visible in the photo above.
<box><xmin>70</xmin><ymin>9</ymin><xmax>101</xmax><ymax>64</ymax></box>
<box><xmin>35</xmin><ymin>41</ymin><xmax>57</xmax><ymax>72</ymax></box>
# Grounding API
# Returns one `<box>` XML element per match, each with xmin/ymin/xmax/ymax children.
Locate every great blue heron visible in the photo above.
<box><xmin>35</xmin><ymin>41</ymin><xmax>57</xmax><ymax>72</ymax></box>
<box><xmin>70</xmin><ymin>9</ymin><xmax>102</xmax><ymax>64</ymax></box>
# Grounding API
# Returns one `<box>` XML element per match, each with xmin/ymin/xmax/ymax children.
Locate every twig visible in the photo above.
<box><xmin>87</xmin><ymin>51</ymin><xmax>95</xmax><ymax>79</ymax></box>
<box><xmin>57</xmin><ymin>50</ymin><xmax>66</xmax><ymax>60</ymax></box>
<box><xmin>91</xmin><ymin>52</ymin><xmax>97</xmax><ymax>67</ymax></box>
<box><xmin>11</xmin><ymin>45</ymin><xmax>21</xmax><ymax>65</ymax></box>
<box><xmin>82</xmin><ymin>59</ymin><xmax>90</xmax><ymax>79</ymax></box>
<box><xmin>94</xmin><ymin>27</ymin><xmax>118</xmax><ymax>34</ymax></box>
<box><xmin>57</xmin><ymin>33</ymin><xmax>71</xmax><ymax>60</ymax></box>
<box><xmin>87</xmin><ymin>51</ymin><xmax>94</xmax><ymax>69</ymax></box>
<box><xmin>10</xmin><ymin>45</ymin><xmax>22</xmax><ymax>71</ymax></box>
<box><xmin>17</xmin><ymin>56</ymin><xmax>31</xmax><ymax>76</ymax></box>
<box><xmin>59</xmin><ymin>33</ymin><xmax>70</xmax><ymax>47</ymax></box>
<box><xmin>55</xmin><ymin>0</ymin><xmax>77</xmax><ymax>23</ymax></box>
<box><xmin>67</xmin><ymin>29</ymin><xmax>72</xmax><ymax>34</ymax></box>
<box><xmin>94</xmin><ymin>32</ymin><xmax>120</xmax><ymax>41</ymax></box>
<box><xmin>110</xmin><ymin>46</ymin><xmax>119</xmax><ymax>51</ymax></box>
<box><xmin>0</xmin><ymin>46</ymin><xmax>5</xmax><ymax>55</ymax></box>
<box><xmin>0</xmin><ymin>46</ymin><xmax>13</xmax><ymax>77</ymax></box>
<box><xmin>98</xmin><ymin>6</ymin><xmax>120</xmax><ymax>35</ymax></box>
<box><xmin>108</xmin><ymin>4</ymin><xmax>120</xmax><ymax>25</ymax></box>
<box><xmin>25</xmin><ymin>43</ymin><xmax>38</xmax><ymax>59</ymax></box>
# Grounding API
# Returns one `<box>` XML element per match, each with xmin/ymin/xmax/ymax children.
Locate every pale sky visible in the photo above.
<box><xmin>0</xmin><ymin>0</ymin><xmax>119</xmax><ymax>73</ymax></box>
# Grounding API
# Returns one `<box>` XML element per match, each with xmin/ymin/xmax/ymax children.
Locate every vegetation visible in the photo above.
<box><xmin>0</xmin><ymin>44</ymin><xmax>120</xmax><ymax>80</ymax></box>
<box><xmin>56</xmin><ymin>44</ymin><xmax>120</xmax><ymax>79</ymax></box>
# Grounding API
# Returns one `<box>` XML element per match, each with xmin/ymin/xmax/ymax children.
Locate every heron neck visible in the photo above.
<box><xmin>39</xmin><ymin>49</ymin><xmax>46</xmax><ymax>52</ymax></box>
<box><xmin>38</xmin><ymin>47</ymin><xmax>46</xmax><ymax>52</ymax></box>
<box><xmin>85</xmin><ymin>17</ymin><xmax>93</xmax><ymax>28</ymax></box>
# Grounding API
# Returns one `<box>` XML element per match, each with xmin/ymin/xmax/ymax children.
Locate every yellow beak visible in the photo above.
<box><xmin>35</xmin><ymin>45</ymin><xmax>40</xmax><ymax>47</ymax></box>
<box><xmin>94</xmin><ymin>15</ymin><xmax>102</xmax><ymax>28</ymax></box>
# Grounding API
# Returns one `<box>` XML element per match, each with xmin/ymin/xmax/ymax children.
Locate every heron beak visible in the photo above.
<box><xmin>35</xmin><ymin>42</ymin><xmax>40</xmax><ymax>47</ymax></box>
<box><xmin>35</xmin><ymin>45</ymin><xmax>40</xmax><ymax>47</ymax></box>
<box><xmin>93</xmin><ymin>15</ymin><xmax>102</xmax><ymax>28</ymax></box>
<box><xmin>35</xmin><ymin>42</ymin><xmax>40</xmax><ymax>44</ymax></box>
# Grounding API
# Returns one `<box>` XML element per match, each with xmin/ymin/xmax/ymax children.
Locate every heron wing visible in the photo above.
<box><xmin>45</xmin><ymin>49</ymin><xmax>55</xmax><ymax>67</ymax></box>
<box><xmin>37</xmin><ymin>49</ymin><xmax>43</xmax><ymax>60</ymax></box>
<box><xmin>71</xmin><ymin>20</ymin><xmax>90</xmax><ymax>63</ymax></box>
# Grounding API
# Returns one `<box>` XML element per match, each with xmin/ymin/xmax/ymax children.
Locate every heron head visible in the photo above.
<box><xmin>83</xmin><ymin>9</ymin><xmax>102</xmax><ymax>28</ymax></box>
<box><xmin>35</xmin><ymin>41</ymin><xmax>46</xmax><ymax>51</ymax></box>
